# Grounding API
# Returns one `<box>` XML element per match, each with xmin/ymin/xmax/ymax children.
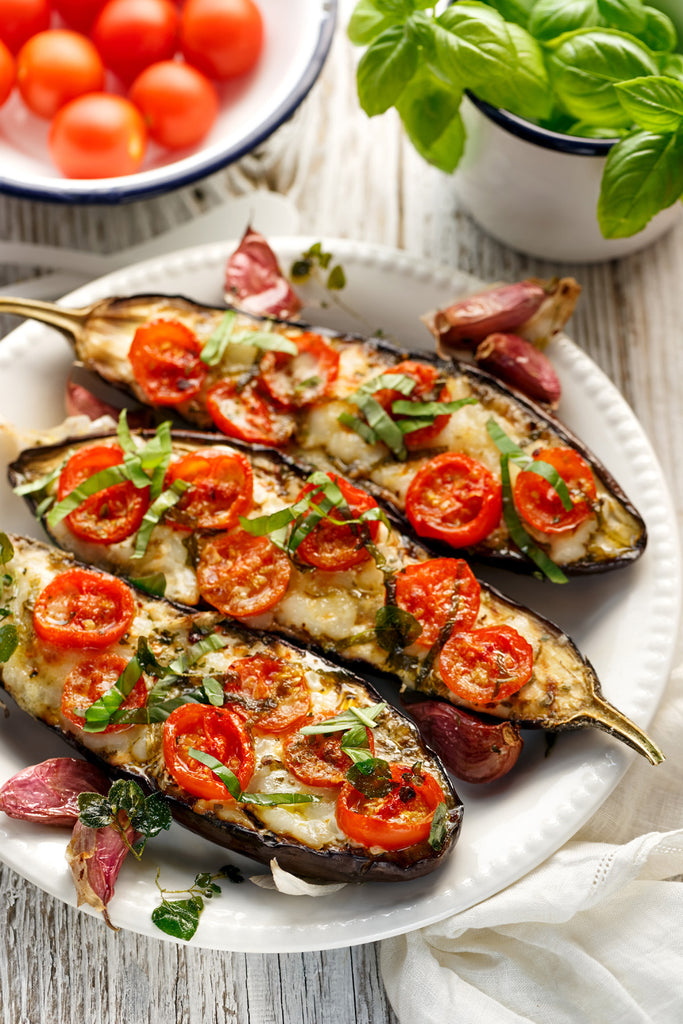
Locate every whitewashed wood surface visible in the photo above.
<box><xmin>1</xmin><ymin>4</ymin><xmax>682</xmax><ymax>1022</ymax></box>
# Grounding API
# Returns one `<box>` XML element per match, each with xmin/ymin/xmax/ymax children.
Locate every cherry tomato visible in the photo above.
<box><xmin>513</xmin><ymin>447</ymin><xmax>597</xmax><ymax>535</ymax></box>
<box><xmin>57</xmin><ymin>443</ymin><xmax>150</xmax><ymax>545</ymax></box>
<box><xmin>33</xmin><ymin>568</ymin><xmax>136</xmax><ymax>649</ymax></box>
<box><xmin>405</xmin><ymin>452</ymin><xmax>503</xmax><ymax>548</ymax></box>
<box><xmin>259</xmin><ymin>332</ymin><xmax>340</xmax><ymax>410</ymax></box>
<box><xmin>294</xmin><ymin>473</ymin><xmax>380</xmax><ymax>572</ymax></box>
<box><xmin>92</xmin><ymin>0</ymin><xmax>179</xmax><ymax>85</ymax></box>
<box><xmin>53</xmin><ymin>0</ymin><xmax>108</xmax><ymax>33</ymax></box>
<box><xmin>61</xmin><ymin>653</ymin><xmax>147</xmax><ymax>733</ymax></box>
<box><xmin>16</xmin><ymin>30</ymin><xmax>105</xmax><ymax>120</ymax></box>
<box><xmin>128</xmin><ymin>319</ymin><xmax>207</xmax><ymax>405</ymax></box>
<box><xmin>180</xmin><ymin>0</ymin><xmax>263</xmax><ymax>81</ymax></box>
<box><xmin>374</xmin><ymin>360</ymin><xmax>450</xmax><ymax>449</ymax></box>
<box><xmin>206</xmin><ymin>378</ymin><xmax>294</xmax><ymax>446</ymax></box>
<box><xmin>393</xmin><ymin>558</ymin><xmax>481</xmax><ymax>648</ymax></box>
<box><xmin>49</xmin><ymin>93</ymin><xmax>147</xmax><ymax>178</ymax></box>
<box><xmin>336</xmin><ymin>763</ymin><xmax>445</xmax><ymax>851</ymax></box>
<box><xmin>0</xmin><ymin>39</ymin><xmax>14</xmax><ymax>107</ymax></box>
<box><xmin>223</xmin><ymin>654</ymin><xmax>311</xmax><ymax>734</ymax></box>
<box><xmin>164</xmin><ymin>448</ymin><xmax>253</xmax><ymax>532</ymax></box>
<box><xmin>283</xmin><ymin>715</ymin><xmax>375</xmax><ymax>787</ymax></box>
<box><xmin>438</xmin><ymin>625</ymin><xmax>534</xmax><ymax>704</ymax></box>
<box><xmin>0</xmin><ymin>0</ymin><xmax>50</xmax><ymax>55</ymax></box>
<box><xmin>129</xmin><ymin>60</ymin><xmax>219</xmax><ymax>150</ymax></box>
<box><xmin>163</xmin><ymin>703</ymin><xmax>255</xmax><ymax>801</ymax></box>
<box><xmin>196</xmin><ymin>528</ymin><xmax>291</xmax><ymax>618</ymax></box>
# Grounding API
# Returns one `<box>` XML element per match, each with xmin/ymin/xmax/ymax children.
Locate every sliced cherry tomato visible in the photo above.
<box><xmin>222</xmin><ymin>654</ymin><xmax>311</xmax><ymax>734</ymax></box>
<box><xmin>0</xmin><ymin>39</ymin><xmax>15</xmax><ymax>107</ymax></box>
<box><xmin>0</xmin><ymin>0</ymin><xmax>50</xmax><ymax>55</ymax></box>
<box><xmin>57</xmin><ymin>443</ymin><xmax>150</xmax><ymax>545</ymax></box>
<box><xmin>513</xmin><ymin>447</ymin><xmax>597</xmax><ymax>535</ymax></box>
<box><xmin>128</xmin><ymin>319</ymin><xmax>208</xmax><ymax>406</ymax></box>
<box><xmin>163</xmin><ymin>703</ymin><xmax>255</xmax><ymax>801</ymax></box>
<box><xmin>16</xmin><ymin>30</ymin><xmax>105</xmax><ymax>120</ymax></box>
<box><xmin>374</xmin><ymin>360</ymin><xmax>450</xmax><ymax>449</ymax></box>
<box><xmin>53</xmin><ymin>0</ymin><xmax>108</xmax><ymax>33</ymax></box>
<box><xmin>180</xmin><ymin>0</ymin><xmax>264</xmax><ymax>81</ymax></box>
<box><xmin>405</xmin><ymin>452</ymin><xmax>502</xmax><ymax>548</ymax></box>
<box><xmin>294</xmin><ymin>473</ymin><xmax>380</xmax><ymax>572</ymax></box>
<box><xmin>393</xmin><ymin>558</ymin><xmax>481</xmax><ymax>648</ymax></box>
<box><xmin>196</xmin><ymin>529</ymin><xmax>291</xmax><ymax>618</ymax></box>
<box><xmin>129</xmin><ymin>60</ymin><xmax>219</xmax><ymax>150</ymax></box>
<box><xmin>61</xmin><ymin>652</ymin><xmax>147</xmax><ymax>733</ymax></box>
<box><xmin>283</xmin><ymin>714</ymin><xmax>375</xmax><ymax>787</ymax></box>
<box><xmin>259</xmin><ymin>332</ymin><xmax>340</xmax><ymax>410</ymax></box>
<box><xmin>206</xmin><ymin>378</ymin><xmax>294</xmax><ymax>446</ymax></box>
<box><xmin>92</xmin><ymin>0</ymin><xmax>179</xmax><ymax>85</ymax></box>
<box><xmin>49</xmin><ymin>93</ymin><xmax>147</xmax><ymax>179</ymax></box>
<box><xmin>336</xmin><ymin>763</ymin><xmax>445</xmax><ymax>851</ymax></box>
<box><xmin>164</xmin><ymin>448</ymin><xmax>253</xmax><ymax>532</ymax></box>
<box><xmin>438</xmin><ymin>625</ymin><xmax>534</xmax><ymax>704</ymax></box>
<box><xmin>33</xmin><ymin>568</ymin><xmax>136</xmax><ymax>649</ymax></box>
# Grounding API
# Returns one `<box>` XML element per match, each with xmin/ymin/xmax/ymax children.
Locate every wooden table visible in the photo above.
<box><xmin>1</xmin><ymin>5</ymin><xmax>682</xmax><ymax>1022</ymax></box>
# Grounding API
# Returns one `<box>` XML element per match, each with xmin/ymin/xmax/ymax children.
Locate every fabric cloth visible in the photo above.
<box><xmin>381</xmin><ymin>654</ymin><xmax>683</xmax><ymax>1024</ymax></box>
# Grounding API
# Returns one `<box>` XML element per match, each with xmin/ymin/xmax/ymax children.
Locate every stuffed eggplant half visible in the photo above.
<box><xmin>0</xmin><ymin>534</ymin><xmax>463</xmax><ymax>882</ymax></box>
<box><xmin>9</xmin><ymin>427</ymin><xmax>663</xmax><ymax>765</ymax></box>
<box><xmin>0</xmin><ymin>293</ymin><xmax>646</xmax><ymax>577</ymax></box>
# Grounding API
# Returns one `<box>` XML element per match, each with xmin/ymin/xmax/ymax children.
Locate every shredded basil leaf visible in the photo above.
<box><xmin>129</xmin><ymin>572</ymin><xmax>167</xmax><ymax>597</ymax></box>
<box><xmin>12</xmin><ymin>464</ymin><xmax>62</xmax><ymax>497</ymax></box>
<box><xmin>486</xmin><ymin>418</ymin><xmax>572</xmax><ymax>509</ymax></box>
<box><xmin>0</xmin><ymin>534</ymin><xmax>13</xmax><ymax>565</ymax></box>
<box><xmin>188</xmin><ymin>747</ymin><xmax>318</xmax><ymax>805</ymax></box>
<box><xmin>428</xmin><ymin>801</ymin><xmax>449</xmax><ymax>851</ymax></box>
<box><xmin>201</xmin><ymin>311</ymin><xmax>298</xmax><ymax>367</ymax></box>
<box><xmin>499</xmin><ymin>453</ymin><xmax>568</xmax><ymax>584</ymax></box>
<box><xmin>81</xmin><ymin>656</ymin><xmax>144</xmax><ymax>733</ymax></box>
<box><xmin>299</xmin><ymin>702</ymin><xmax>387</xmax><ymax>735</ymax></box>
<box><xmin>132</xmin><ymin>479</ymin><xmax>190</xmax><ymax>559</ymax></box>
<box><xmin>168</xmin><ymin>633</ymin><xmax>229</xmax><ymax>674</ymax></box>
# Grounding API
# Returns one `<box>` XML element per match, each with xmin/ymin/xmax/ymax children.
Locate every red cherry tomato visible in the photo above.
<box><xmin>259</xmin><ymin>332</ymin><xmax>340</xmax><ymax>410</ymax></box>
<box><xmin>61</xmin><ymin>653</ymin><xmax>147</xmax><ymax>733</ymax></box>
<box><xmin>294</xmin><ymin>473</ymin><xmax>380</xmax><ymax>572</ymax></box>
<box><xmin>0</xmin><ymin>0</ymin><xmax>50</xmax><ymax>55</ymax></box>
<box><xmin>49</xmin><ymin>93</ymin><xmax>147</xmax><ymax>178</ymax></box>
<box><xmin>223</xmin><ymin>654</ymin><xmax>311</xmax><ymax>734</ymax></box>
<box><xmin>92</xmin><ymin>0</ymin><xmax>179</xmax><ymax>85</ymax></box>
<box><xmin>180</xmin><ymin>0</ymin><xmax>264</xmax><ymax>81</ymax></box>
<box><xmin>164</xmin><ymin>447</ymin><xmax>254</xmax><ymax>532</ymax></box>
<box><xmin>283</xmin><ymin>715</ymin><xmax>375</xmax><ymax>787</ymax></box>
<box><xmin>336</xmin><ymin>763</ymin><xmax>445</xmax><ymax>851</ymax></box>
<box><xmin>438</xmin><ymin>625</ymin><xmax>534</xmax><ymax>704</ymax></box>
<box><xmin>57</xmin><ymin>443</ymin><xmax>150</xmax><ymax>545</ymax></box>
<box><xmin>33</xmin><ymin>568</ymin><xmax>136</xmax><ymax>649</ymax></box>
<box><xmin>196</xmin><ymin>528</ymin><xmax>291</xmax><ymax>618</ymax></box>
<box><xmin>374</xmin><ymin>360</ymin><xmax>450</xmax><ymax>449</ymax></box>
<box><xmin>16</xmin><ymin>30</ymin><xmax>105</xmax><ymax>120</ymax></box>
<box><xmin>0</xmin><ymin>39</ymin><xmax>14</xmax><ymax>107</ymax></box>
<box><xmin>128</xmin><ymin>319</ymin><xmax>208</xmax><ymax>406</ymax></box>
<box><xmin>513</xmin><ymin>447</ymin><xmax>597</xmax><ymax>535</ymax></box>
<box><xmin>163</xmin><ymin>703</ymin><xmax>255</xmax><ymax>801</ymax></box>
<box><xmin>393</xmin><ymin>558</ymin><xmax>481</xmax><ymax>648</ymax></box>
<box><xmin>129</xmin><ymin>60</ymin><xmax>219</xmax><ymax>150</ymax></box>
<box><xmin>206</xmin><ymin>378</ymin><xmax>295</xmax><ymax>446</ymax></box>
<box><xmin>405</xmin><ymin>452</ymin><xmax>503</xmax><ymax>548</ymax></box>
<box><xmin>53</xmin><ymin>0</ymin><xmax>108</xmax><ymax>33</ymax></box>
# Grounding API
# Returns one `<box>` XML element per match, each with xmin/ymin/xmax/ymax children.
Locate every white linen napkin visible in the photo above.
<box><xmin>381</xmin><ymin>654</ymin><xmax>683</xmax><ymax>1024</ymax></box>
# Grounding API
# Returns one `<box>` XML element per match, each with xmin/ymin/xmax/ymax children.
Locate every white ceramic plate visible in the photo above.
<box><xmin>0</xmin><ymin>0</ymin><xmax>336</xmax><ymax>204</ymax></box>
<box><xmin>0</xmin><ymin>239</ymin><xmax>679</xmax><ymax>952</ymax></box>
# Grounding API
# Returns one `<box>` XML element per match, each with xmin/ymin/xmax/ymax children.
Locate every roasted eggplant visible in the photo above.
<box><xmin>0</xmin><ymin>534</ymin><xmax>463</xmax><ymax>882</ymax></box>
<box><xmin>0</xmin><ymin>293</ymin><xmax>646</xmax><ymax>576</ymax></box>
<box><xmin>8</xmin><ymin>427</ymin><xmax>663</xmax><ymax>765</ymax></box>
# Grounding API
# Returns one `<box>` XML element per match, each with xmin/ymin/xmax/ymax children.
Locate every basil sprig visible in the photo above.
<box><xmin>188</xmin><ymin>747</ymin><xmax>320</xmax><ymax>806</ymax></box>
<box><xmin>200</xmin><ymin>310</ymin><xmax>297</xmax><ymax>367</ymax></box>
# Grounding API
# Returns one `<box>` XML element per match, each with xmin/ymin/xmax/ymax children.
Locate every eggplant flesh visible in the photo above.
<box><xmin>0</xmin><ymin>535</ymin><xmax>462</xmax><ymax>882</ymax></box>
<box><xmin>9</xmin><ymin>429</ymin><xmax>663</xmax><ymax>765</ymax></box>
<box><xmin>0</xmin><ymin>293</ymin><xmax>646</xmax><ymax>575</ymax></box>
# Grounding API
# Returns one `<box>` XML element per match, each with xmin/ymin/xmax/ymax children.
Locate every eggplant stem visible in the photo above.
<box><xmin>581</xmin><ymin>698</ymin><xmax>664</xmax><ymax>765</ymax></box>
<box><xmin>0</xmin><ymin>296</ymin><xmax>91</xmax><ymax>346</ymax></box>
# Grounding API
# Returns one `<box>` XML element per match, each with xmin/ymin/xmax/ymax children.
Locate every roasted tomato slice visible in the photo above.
<box><xmin>259</xmin><ymin>331</ymin><xmax>340</xmax><ymax>409</ymax></box>
<box><xmin>196</xmin><ymin>529</ymin><xmax>291</xmax><ymax>618</ymax></box>
<box><xmin>163</xmin><ymin>703</ymin><xmax>255</xmax><ymax>802</ymax></box>
<box><xmin>283</xmin><ymin>714</ymin><xmax>375</xmax><ymax>787</ymax></box>
<box><xmin>222</xmin><ymin>654</ymin><xmax>311</xmax><ymax>734</ymax></box>
<box><xmin>164</xmin><ymin>448</ymin><xmax>254</xmax><ymax>532</ymax></box>
<box><xmin>374</xmin><ymin>360</ymin><xmax>450</xmax><ymax>449</ymax></box>
<box><xmin>514</xmin><ymin>447</ymin><xmax>597</xmax><ymax>535</ymax></box>
<box><xmin>438</xmin><ymin>625</ymin><xmax>534</xmax><ymax>704</ymax></box>
<box><xmin>128</xmin><ymin>318</ymin><xmax>208</xmax><ymax>406</ymax></box>
<box><xmin>33</xmin><ymin>568</ymin><xmax>136</xmax><ymax>649</ymax></box>
<box><xmin>336</xmin><ymin>763</ymin><xmax>445</xmax><ymax>851</ymax></box>
<box><xmin>61</xmin><ymin>653</ymin><xmax>147</xmax><ymax>733</ymax></box>
<box><xmin>295</xmin><ymin>473</ymin><xmax>381</xmax><ymax>571</ymax></box>
<box><xmin>206</xmin><ymin>378</ymin><xmax>294</xmax><ymax>446</ymax></box>
<box><xmin>393</xmin><ymin>558</ymin><xmax>481</xmax><ymax>647</ymax></box>
<box><xmin>405</xmin><ymin>451</ymin><xmax>502</xmax><ymax>547</ymax></box>
<box><xmin>57</xmin><ymin>443</ymin><xmax>150</xmax><ymax>545</ymax></box>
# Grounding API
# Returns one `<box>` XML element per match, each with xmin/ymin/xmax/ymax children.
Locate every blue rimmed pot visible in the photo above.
<box><xmin>454</xmin><ymin>92</ymin><xmax>682</xmax><ymax>263</ymax></box>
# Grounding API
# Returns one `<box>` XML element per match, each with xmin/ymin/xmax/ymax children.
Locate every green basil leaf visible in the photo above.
<box><xmin>598</xmin><ymin>0</ymin><xmax>648</xmax><ymax>36</ymax></box>
<box><xmin>428</xmin><ymin>801</ymin><xmax>449</xmax><ymax>851</ymax></box>
<box><xmin>338</xmin><ymin>411</ymin><xmax>379</xmax><ymax>445</ymax></box>
<box><xmin>486</xmin><ymin>418</ymin><xmax>572</xmax><ymax>509</ymax></box>
<box><xmin>200</xmin><ymin>311</ymin><xmax>237</xmax><ymax>366</ymax></box>
<box><xmin>479</xmin><ymin>0</ymin><xmax>536</xmax><ymax>29</ymax></box>
<box><xmin>129</xmin><ymin>572</ymin><xmax>167</xmax><ymax>598</ymax></box>
<box><xmin>598</xmin><ymin>128</ymin><xmax>683</xmax><ymax>237</ymax></box>
<box><xmin>12</xmin><ymin>464</ymin><xmax>62</xmax><ymax>497</ymax></box>
<box><xmin>202</xmin><ymin>676</ymin><xmax>225</xmax><ymax>707</ymax></box>
<box><xmin>641</xmin><ymin>5</ymin><xmax>678</xmax><ymax>53</ymax></box>
<box><xmin>357</xmin><ymin>24</ymin><xmax>419</xmax><ymax>116</ymax></box>
<box><xmin>346</xmin><ymin>757</ymin><xmax>394</xmax><ymax>797</ymax></box>
<box><xmin>188</xmin><ymin>747</ymin><xmax>242</xmax><ymax>800</ymax></box>
<box><xmin>236</xmin><ymin>330</ymin><xmax>297</xmax><ymax>354</ymax></box>
<box><xmin>348</xmin><ymin>0</ymin><xmax>402</xmax><ymax>46</ymax></box>
<box><xmin>82</xmin><ymin>657</ymin><xmax>143</xmax><ymax>733</ymax></box>
<box><xmin>152</xmin><ymin>898</ymin><xmax>202</xmax><ymax>941</ymax></box>
<box><xmin>355</xmin><ymin>393</ymin><xmax>407</xmax><ymax>458</ymax></box>
<box><xmin>615</xmin><ymin>74</ymin><xmax>683</xmax><ymax>131</ymax></box>
<box><xmin>240</xmin><ymin>792</ymin><xmax>319</xmax><ymax>806</ymax></box>
<box><xmin>499</xmin><ymin>453</ymin><xmax>569</xmax><ymax>584</ymax></box>
<box><xmin>375</xmin><ymin>604</ymin><xmax>423</xmax><ymax>652</ymax></box>
<box><xmin>528</xmin><ymin>0</ymin><xmax>599</xmax><ymax>40</ymax></box>
<box><xmin>132</xmin><ymin>479</ymin><xmax>190</xmax><ymax>560</ymax></box>
<box><xmin>46</xmin><ymin>463</ymin><xmax>129</xmax><ymax>529</ymax></box>
<box><xmin>168</xmin><ymin>632</ymin><xmax>229</xmax><ymax>675</ymax></box>
<box><xmin>77</xmin><ymin>792</ymin><xmax>114</xmax><ymax>829</ymax></box>
<box><xmin>0</xmin><ymin>534</ymin><xmax>13</xmax><ymax>566</ymax></box>
<box><xmin>397</xmin><ymin>67</ymin><xmax>466</xmax><ymax>173</ymax></box>
<box><xmin>390</xmin><ymin>396</ymin><xmax>477</xmax><ymax>419</ymax></box>
<box><xmin>661</xmin><ymin>52</ymin><xmax>683</xmax><ymax>81</ymax></box>
<box><xmin>300</xmin><ymin>703</ymin><xmax>386</xmax><ymax>735</ymax></box>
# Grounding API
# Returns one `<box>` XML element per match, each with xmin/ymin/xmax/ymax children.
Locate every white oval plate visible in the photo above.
<box><xmin>0</xmin><ymin>239</ymin><xmax>679</xmax><ymax>952</ymax></box>
<box><xmin>0</xmin><ymin>0</ymin><xmax>336</xmax><ymax>204</ymax></box>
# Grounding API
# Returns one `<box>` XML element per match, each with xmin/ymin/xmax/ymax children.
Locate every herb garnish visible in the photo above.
<box><xmin>187</xmin><ymin>747</ymin><xmax>320</xmax><ymax>807</ymax></box>
<box><xmin>486</xmin><ymin>419</ymin><xmax>572</xmax><ymax>509</ymax></box>
<box><xmin>77</xmin><ymin>779</ymin><xmax>172</xmax><ymax>859</ymax></box>
<box><xmin>152</xmin><ymin>864</ymin><xmax>243</xmax><ymax>941</ymax></box>
<box><xmin>290</xmin><ymin>242</ymin><xmax>347</xmax><ymax>292</ymax></box>
<box><xmin>428</xmin><ymin>801</ymin><xmax>449</xmax><ymax>851</ymax></box>
<box><xmin>200</xmin><ymin>310</ymin><xmax>298</xmax><ymax>367</ymax></box>
<box><xmin>299</xmin><ymin>702</ymin><xmax>393</xmax><ymax>793</ymax></box>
